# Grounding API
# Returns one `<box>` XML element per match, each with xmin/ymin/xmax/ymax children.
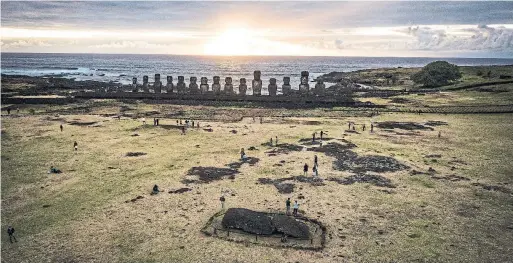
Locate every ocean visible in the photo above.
<box><xmin>1</xmin><ymin>53</ymin><xmax>512</xmax><ymax>88</ymax></box>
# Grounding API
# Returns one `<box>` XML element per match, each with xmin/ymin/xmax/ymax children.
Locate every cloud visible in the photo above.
<box><xmin>1</xmin><ymin>39</ymin><xmax>52</xmax><ymax>48</ymax></box>
<box><xmin>402</xmin><ymin>24</ymin><xmax>513</xmax><ymax>51</ymax></box>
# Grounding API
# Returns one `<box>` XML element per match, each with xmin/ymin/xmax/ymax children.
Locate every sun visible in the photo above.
<box><xmin>204</xmin><ymin>28</ymin><xmax>254</xmax><ymax>56</ymax></box>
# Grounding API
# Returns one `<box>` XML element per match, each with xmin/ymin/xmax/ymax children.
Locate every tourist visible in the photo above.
<box><xmin>142</xmin><ymin>118</ymin><xmax>146</xmax><ymax>125</ymax></box>
<box><xmin>260</xmin><ymin>117</ymin><xmax>263</xmax><ymax>124</ymax></box>
<box><xmin>156</xmin><ymin>119</ymin><xmax>159</xmax><ymax>126</ymax></box>
<box><xmin>320</xmin><ymin>131</ymin><xmax>324</xmax><ymax>140</ymax></box>
<box><xmin>275</xmin><ymin>136</ymin><xmax>278</xmax><ymax>146</ymax></box>
<box><xmin>192</xmin><ymin>121</ymin><xmax>195</xmax><ymax>127</ymax></box>
<box><xmin>270</xmin><ymin>137</ymin><xmax>273</xmax><ymax>146</ymax></box>
<box><xmin>371</xmin><ymin>123</ymin><xmax>374</xmax><ymax>133</ymax></box>
<box><xmin>303</xmin><ymin>163</ymin><xmax>309</xmax><ymax>176</ymax></box>
<box><xmin>180</xmin><ymin>119</ymin><xmax>182</xmax><ymax>125</ymax></box>
<box><xmin>293</xmin><ymin>201</ymin><xmax>299</xmax><ymax>216</ymax></box>
<box><xmin>60</xmin><ymin>124</ymin><xmax>63</xmax><ymax>132</ymax></box>
<box><xmin>313</xmin><ymin>166</ymin><xmax>318</xmax><ymax>177</ymax></box>
<box><xmin>7</xmin><ymin>226</ymin><xmax>17</xmax><ymax>243</ymax></box>
<box><xmin>49</xmin><ymin>166</ymin><xmax>61</xmax><ymax>174</ymax></box>
<box><xmin>7</xmin><ymin>108</ymin><xmax>11</xmax><ymax>115</ymax></box>
<box><xmin>438</xmin><ymin>131</ymin><xmax>441</xmax><ymax>138</ymax></box>
<box><xmin>153</xmin><ymin>118</ymin><xmax>156</xmax><ymax>126</ymax></box>
<box><xmin>352</xmin><ymin>125</ymin><xmax>356</xmax><ymax>131</ymax></box>
<box><xmin>314</xmin><ymin>155</ymin><xmax>318</xmax><ymax>167</ymax></box>
<box><xmin>312</xmin><ymin>132</ymin><xmax>316</xmax><ymax>142</ymax></box>
<box><xmin>176</xmin><ymin>120</ymin><xmax>179</xmax><ymax>125</ymax></box>
<box><xmin>240</xmin><ymin>148</ymin><xmax>246</xmax><ymax>161</ymax></box>
<box><xmin>152</xmin><ymin>184</ymin><xmax>160</xmax><ymax>195</ymax></box>
<box><xmin>363</xmin><ymin>124</ymin><xmax>366</xmax><ymax>131</ymax></box>
<box><xmin>319</xmin><ymin>139</ymin><xmax>323</xmax><ymax>147</ymax></box>
<box><xmin>286</xmin><ymin>198</ymin><xmax>291</xmax><ymax>215</ymax></box>
<box><xmin>73</xmin><ymin>141</ymin><xmax>78</xmax><ymax>151</ymax></box>
<box><xmin>348</xmin><ymin>122</ymin><xmax>351</xmax><ymax>130</ymax></box>
<box><xmin>220</xmin><ymin>195</ymin><xmax>226</xmax><ymax>209</ymax></box>
<box><xmin>197</xmin><ymin>122</ymin><xmax>200</xmax><ymax>128</ymax></box>
<box><xmin>181</xmin><ymin>126</ymin><xmax>186</xmax><ymax>135</ymax></box>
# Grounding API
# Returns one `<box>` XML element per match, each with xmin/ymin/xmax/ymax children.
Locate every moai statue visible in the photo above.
<box><xmin>299</xmin><ymin>71</ymin><xmax>310</xmax><ymax>94</ymax></box>
<box><xmin>143</xmin><ymin>75</ymin><xmax>149</xmax><ymax>92</ymax></box>
<box><xmin>154</xmin><ymin>74</ymin><xmax>162</xmax><ymax>93</ymax></box>
<box><xmin>132</xmin><ymin>77</ymin><xmax>138</xmax><ymax>92</ymax></box>
<box><xmin>282</xmin><ymin>77</ymin><xmax>292</xmax><ymax>95</ymax></box>
<box><xmin>212</xmin><ymin>76</ymin><xmax>221</xmax><ymax>95</ymax></box>
<box><xmin>268</xmin><ymin>78</ymin><xmax>278</xmax><ymax>96</ymax></box>
<box><xmin>200</xmin><ymin>77</ymin><xmax>209</xmax><ymax>93</ymax></box>
<box><xmin>314</xmin><ymin>78</ymin><xmax>326</xmax><ymax>96</ymax></box>
<box><xmin>166</xmin><ymin>76</ymin><xmax>174</xmax><ymax>93</ymax></box>
<box><xmin>224</xmin><ymin>77</ymin><xmax>234</xmax><ymax>94</ymax></box>
<box><xmin>189</xmin><ymin>77</ymin><xmax>199</xmax><ymax>94</ymax></box>
<box><xmin>252</xmin><ymin>71</ymin><xmax>262</xmax><ymax>96</ymax></box>
<box><xmin>176</xmin><ymin>76</ymin><xmax>186</xmax><ymax>94</ymax></box>
<box><xmin>239</xmin><ymin>78</ymin><xmax>247</xmax><ymax>96</ymax></box>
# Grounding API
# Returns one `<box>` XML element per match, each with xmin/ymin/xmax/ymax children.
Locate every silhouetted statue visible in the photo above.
<box><xmin>314</xmin><ymin>79</ymin><xmax>325</xmax><ymax>95</ymax></box>
<box><xmin>282</xmin><ymin>77</ymin><xmax>292</xmax><ymax>95</ymax></box>
<box><xmin>143</xmin><ymin>75</ymin><xmax>149</xmax><ymax>92</ymax></box>
<box><xmin>252</xmin><ymin>71</ymin><xmax>262</xmax><ymax>96</ymax></box>
<box><xmin>166</xmin><ymin>76</ymin><xmax>174</xmax><ymax>93</ymax></box>
<box><xmin>239</xmin><ymin>78</ymin><xmax>247</xmax><ymax>95</ymax></box>
<box><xmin>212</xmin><ymin>76</ymin><xmax>221</xmax><ymax>95</ymax></box>
<box><xmin>177</xmin><ymin>76</ymin><xmax>186</xmax><ymax>94</ymax></box>
<box><xmin>200</xmin><ymin>77</ymin><xmax>209</xmax><ymax>93</ymax></box>
<box><xmin>132</xmin><ymin>77</ymin><xmax>138</xmax><ymax>92</ymax></box>
<box><xmin>154</xmin><ymin>74</ymin><xmax>162</xmax><ymax>93</ymax></box>
<box><xmin>224</xmin><ymin>77</ymin><xmax>234</xmax><ymax>94</ymax></box>
<box><xmin>268</xmin><ymin>78</ymin><xmax>278</xmax><ymax>96</ymax></box>
<box><xmin>299</xmin><ymin>71</ymin><xmax>309</xmax><ymax>94</ymax></box>
<box><xmin>189</xmin><ymin>77</ymin><xmax>199</xmax><ymax>94</ymax></box>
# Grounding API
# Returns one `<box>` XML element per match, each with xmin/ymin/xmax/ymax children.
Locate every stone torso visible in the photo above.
<box><xmin>212</xmin><ymin>76</ymin><xmax>221</xmax><ymax>94</ymax></box>
<box><xmin>200</xmin><ymin>77</ymin><xmax>209</xmax><ymax>94</ymax></box>
<box><xmin>224</xmin><ymin>77</ymin><xmax>234</xmax><ymax>94</ymax></box>
<box><xmin>189</xmin><ymin>77</ymin><xmax>199</xmax><ymax>94</ymax></box>
<box><xmin>268</xmin><ymin>78</ymin><xmax>277</xmax><ymax>96</ymax></box>
<box><xmin>252</xmin><ymin>71</ymin><xmax>262</xmax><ymax>96</ymax></box>
<box><xmin>239</xmin><ymin>78</ymin><xmax>247</xmax><ymax>95</ymax></box>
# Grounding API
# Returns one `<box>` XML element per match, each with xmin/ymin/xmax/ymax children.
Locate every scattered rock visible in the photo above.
<box><xmin>169</xmin><ymin>188</ymin><xmax>192</xmax><ymax>194</ymax></box>
<box><xmin>67</xmin><ymin>121</ymin><xmax>98</xmax><ymax>126</ymax></box>
<box><xmin>265</xmin><ymin>143</ymin><xmax>304</xmax><ymax>155</ymax></box>
<box><xmin>131</xmin><ymin>133</ymin><xmax>139</xmax><ymax>137</ymax></box>
<box><xmin>248</xmin><ymin>146</ymin><xmax>258</xmax><ymax>150</ymax></box>
<box><xmin>275</xmin><ymin>183</ymin><xmax>295</xmax><ymax>194</ymax></box>
<box><xmin>42</xmin><ymin>204</ymin><xmax>51</xmax><ymax>208</ymax></box>
<box><xmin>431</xmin><ymin>174</ymin><xmax>470</xmax><ymax>182</ymax></box>
<box><xmin>303</xmin><ymin>121</ymin><xmax>322</xmax><ymax>125</ymax></box>
<box><xmin>472</xmin><ymin>182</ymin><xmax>511</xmax><ymax>194</ymax></box>
<box><xmin>424</xmin><ymin>121</ymin><xmax>448</xmax><ymax>127</ymax></box>
<box><xmin>203</xmin><ymin>128</ymin><xmax>213</xmax><ymax>132</ymax></box>
<box><xmin>425</xmin><ymin>154</ymin><xmax>442</xmax><ymax>158</ymax></box>
<box><xmin>230</xmin><ymin>130</ymin><xmax>238</xmax><ymax>134</ymax></box>
<box><xmin>226</xmin><ymin>157</ymin><xmax>260</xmax><ymax>169</ymax></box>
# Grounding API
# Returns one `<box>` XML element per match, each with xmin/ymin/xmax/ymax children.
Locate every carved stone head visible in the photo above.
<box><xmin>317</xmin><ymin>79</ymin><xmax>323</xmax><ymax>84</ymax></box>
<box><xmin>300</xmin><ymin>71</ymin><xmax>309</xmax><ymax>85</ymax></box>
<box><xmin>213</xmin><ymin>76</ymin><xmax>220</xmax><ymax>84</ymax></box>
<box><xmin>167</xmin><ymin>76</ymin><xmax>173</xmax><ymax>83</ymax></box>
<box><xmin>240</xmin><ymin>78</ymin><xmax>247</xmax><ymax>85</ymax></box>
<box><xmin>225</xmin><ymin>77</ymin><xmax>232</xmax><ymax>85</ymax></box>
<box><xmin>190</xmin><ymin>76</ymin><xmax>197</xmax><ymax>83</ymax></box>
<box><xmin>178</xmin><ymin>76</ymin><xmax>185</xmax><ymax>83</ymax></box>
<box><xmin>269</xmin><ymin>78</ymin><xmax>277</xmax><ymax>85</ymax></box>
<box><xmin>283</xmin><ymin>77</ymin><xmax>290</xmax><ymax>85</ymax></box>
<box><xmin>132</xmin><ymin>77</ymin><xmax>137</xmax><ymax>84</ymax></box>
<box><xmin>155</xmin><ymin>74</ymin><xmax>161</xmax><ymax>82</ymax></box>
<box><xmin>201</xmin><ymin>77</ymin><xmax>208</xmax><ymax>85</ymax></box>
<box><xmin>254</xmin><ymin>71</ymin><xmax>261</xmax><ymax>81</ymax></box>
<box><xmin>143</xmin><ymin>75</ymin><xmax>149</xmax><ymax>83</ymax></box>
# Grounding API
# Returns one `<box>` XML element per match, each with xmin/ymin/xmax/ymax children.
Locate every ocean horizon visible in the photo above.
<box><xmin>2</xmin><ymin>52</ymin><xmax>512</xmax><ymax>87</ymax></box>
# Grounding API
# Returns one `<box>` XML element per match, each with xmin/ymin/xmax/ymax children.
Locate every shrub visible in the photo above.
<box><xmin>412</xmin><ymin>61</ymin><xmax>462</xmax><ymax>87</ymax></box>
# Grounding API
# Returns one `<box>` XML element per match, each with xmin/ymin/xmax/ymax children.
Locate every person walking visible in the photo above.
<box><xmin>313</xmin><ymin>166</ymin><xmax>318</xmax><ymax>177</ymax></box>
<box><xmin>286</xmin><ymin>198</ymin><xmax>291</xmax><ymax>215</ymax></box>
<box><xmin>362</xmin><ymin>124</ymin><xmax>366</xmax><ymax>131</ymax></box>
<box><xmin>320</xmin><ymin>131</ymin><xmax>324</xmax><ymax>140</ymax></box>
<box><xmin>60</xmin><ymin>124</ymin><xmax>63</xmax><ymax>132</ymax></box>
<box><xmin>371</xmin><ymin>123</ymin><xmax>374</xmax><ymax>133</ymax></box>
<box><xmin>142</xmin><ymin>118</ymin><xmax>146</xmax><ymax>125</ymax></box>
<box><xmin>293</xmin><ymin>201</ymin><xmax>300</xmax><ymax>216</ymax></box>
<box><xmin>312</xmin><ymin>132</ymin><xmax>316</xmax><ymax>142</ymax></box>
<box><xmin>7</xmin><ymin>226</ymin><xmax>17</xmax><ymax>243</ymax></box>
<box><xmin>314</xmin><ymin>155</ymin><xmax>318</xmax><ymax>167</ymax></box>
<box><xmin>303</xmin><ymin>163</ymin><xmax>309</xmax><ymax>176</ymax></box>
<box><xmin>275</xmin><ymin>136</ymin><xmax>278</xmax><ymax>146</ymax></box>
<box><xmin>220</xmin><ymin>195</ymin><xmax>226</xmax><ymax>209</ymax></box>
<box><xmin>73</xmin><ymin>141</ymin><xmax>78</xmax><ymax>151</ymax></box>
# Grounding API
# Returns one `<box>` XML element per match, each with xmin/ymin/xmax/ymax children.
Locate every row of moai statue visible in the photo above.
<box><xmin>131</xmin><ymin>71</ymin><xmax>326</xmax><ymax>96</ymax></box>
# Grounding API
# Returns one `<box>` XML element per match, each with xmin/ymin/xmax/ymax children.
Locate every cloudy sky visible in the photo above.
<box><xmin>1</xmin><ymin>1</ymin><xmax>513</xmax><ymax>57</ymax></box>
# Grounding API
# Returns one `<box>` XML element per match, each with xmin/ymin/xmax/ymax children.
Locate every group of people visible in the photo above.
<box><xmin>285</xmin><ymin>198</ymin><xmax>301</xmax><ymax>216</ymax></box>
<box><xmin>348</xmin><ymin>121</ymin><xmax>374</xmax><ymax>132</ymax></box>
<box><xmin>303</xmin><ymin>154</ymin><xmax>320</xmax><ymax>177</ymax></box>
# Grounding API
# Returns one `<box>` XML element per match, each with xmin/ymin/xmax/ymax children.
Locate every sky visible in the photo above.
<box><xmin>1</xmin><ymin>1</ymin><xmax>513</xmax><ymax>58</ymax></box>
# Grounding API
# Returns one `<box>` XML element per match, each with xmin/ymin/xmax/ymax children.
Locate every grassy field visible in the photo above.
<box><xmin>2</xmin><ymin>104</ymin><xmax>513</xmax><ymax>262</ymax></box>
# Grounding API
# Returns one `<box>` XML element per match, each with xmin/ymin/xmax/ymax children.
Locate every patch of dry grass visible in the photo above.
<box><xmin>1</xmin><ymin>107</ymin><xmax>512</xmax><ymax>262</ymax></box>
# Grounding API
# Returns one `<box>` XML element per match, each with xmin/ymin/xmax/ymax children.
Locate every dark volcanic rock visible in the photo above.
<box><xmin>424</xmin><ymin>121</ymin><xmax>448</xmax><ymax>127</ymax></box>
<box><xmin>222</xmin><ymin>208</ymin><xmax>310</xmax><ymax>238</ymax></box>
<box><xmin>275</xmin><ymin>183</ymin><xmax>295</xmax><ymax>194</ymax></box>
<box><xmin>169</xmin><ymin>188</ymin><xmax>192</xmax><ymax>194</ymax></box>
<box><xmin>376</xmin><ymin>121</ymin><xmax>434</xmax><ymax>131</ymax></box>
<box><xmin>126</xmin><ymin>152</ymin><xmax>147</xmax><ymax>157</ymax></box>
<box><xmin>472</xmin><ymin>183</ymin><xmax>511</xmax><ymax>194</ymax></box>
<box><xmin>184</xmin><ymin>166</ymin><xmax>239</xmax><ymax>183</ymax></box>
<box><xmin>67</xmin><ymin>121</ymin><xmax>98</xmax><ymax>126</ymax></box>
<box><xmin>226</xmin><ymin>157</ymin><xmax>260</xmax><ymax>169</ymax></box>
<box><xmin>265</xmin><ymin>143</ymin><xmax>304</xmax><ymax>155</ymax></box>
<box><xmin>328</xmin><ymin>173</ymin><xmax>395</xmax><ymax>188</ymax></box>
